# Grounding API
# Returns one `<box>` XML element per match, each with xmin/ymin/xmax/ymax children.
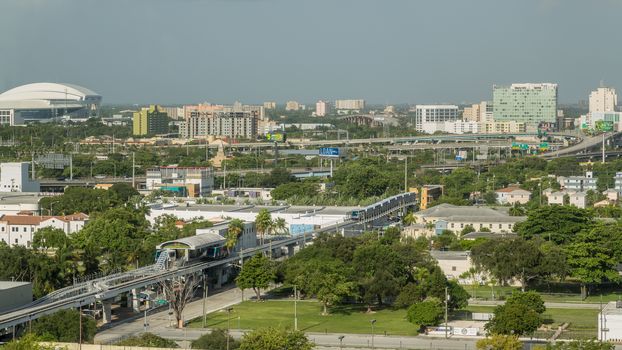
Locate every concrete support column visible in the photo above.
<box><xmin>213</xmin><ymin>268</ymin><xmax>223</xmax><ymax>289</ymax></box>
<box><xmin>125</xmin><ymin>292</ymin><xmax>133</xmax><ymax>308</ymax></box>
<box><xmin>131</xmin><ymin>289</ymin><xmax>140</xmax><ymax>313</ymax></box>
<box><xmin>287</xmin><ymin>244</ymin><xmax>295</xmax><ymax>257</ymax></box>
<box><xmin>102</xmin><ymin>300</ymin><xmax>112</xmax><ymax>324</ymax></box>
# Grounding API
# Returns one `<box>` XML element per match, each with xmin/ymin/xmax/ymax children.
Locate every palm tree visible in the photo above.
<box><xmin>255</xmin><ymin>209</ymin><xmax>273</xmax><ymax>246</ymax></box>
<box><xmin>225</xmin><ymin>219</ymin><xmax>244</xmax><ymax>254</ymax></box>
<box><xmin>402</xmin><ymin>211</ymin><xmax>417</xmax><ymax>226</ymax></box>
<box><xmin>273</xmin><ymin>217</ymin><xmax>289</xmax><ymax>236</ymax></box>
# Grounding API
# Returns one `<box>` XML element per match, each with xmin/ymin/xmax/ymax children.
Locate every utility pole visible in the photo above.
<box><xmin>78</xmin><ymin>303</ymin><xmax>82</xmax><ymax>350</ymax></box>
<box><xmin>294</xmin><ymin>285</ymin><xmax>298</xmax><ymax>331</ymax></box>
<box><xmin>602</xmin><ymin>132</ymin><xmax>606</xmax><ymax>164</ymax></box>
<box><xmin>404</xmin><ymin>157</ymin><xmax>408</xmax><ymax>192</ymax></box>
<box><xmin>444</xmin><ymin>287</ymin><xmax>449</xmax><ymax>339</ymax></box>
<box><xmin>202</xmin><ymin>276</ymin><xmax>208</xmax><ymax>328</ymax></box>
<box><xmin>132</xmin><ymin>152</ymin><xmax>136</xmax><ymax>188</ymax></box>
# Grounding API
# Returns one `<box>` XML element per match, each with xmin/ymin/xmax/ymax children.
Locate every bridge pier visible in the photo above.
<box><xmin>213</xmin><ymin>268</ymin><xmax>223</xmax><ymax>289</ymax></box>
<box><xmin>287</xmin><ymin>244</ymin><xmax>295</xmax><ymax>257</ymax></box>
<box><xmin>102</xmin><ymin>300</ymin><xmax>112</xmax><ymax>324</ymax></box>
<box><xmin>131</xmin><ymin>289</ymin><xmax>140</xmax><ymax>313</ymax></box>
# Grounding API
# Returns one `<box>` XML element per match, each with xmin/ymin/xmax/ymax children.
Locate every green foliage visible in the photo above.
<box><xmin>516</xmin><ymin>205</ymin><xmax>592</xmax><ymax>244</ymax></box>
<box><xmin>505</xmin><ymin>291</ymin><xmax>545</xmax><ymax>314</ymax></box>
<box><xmin>191</xmin><ymin>329</ymin><xmax>239</xmax><ymax>350</ymax></box>
<box><xmin>406</xmin><ymin>299</ymin><xmax>443</xmax><ymax>329</ymax></box>
<box><xmin>116</xmin><ymin>333</ymin><xmax>179</xmax><ymax>348</ymax></box>
<box><xmin>0</xmin><ymin>334</ymin><xmax>61</xmax><ymax>350</ymax></box>
<box><xmin>535</xmin><ymin>340</ymin><xmax>614</xmax><ymax>350</ymax></box>
<box><xmin>485</xmin><ymin>302</ymin><xmax>542</xmax><ymax>336</ymax></box>
<box><xmin>476</xmin><ymin>335</ymin><xmax>522</xmax><ymax>350</ymax></box>
<box><xmin>239</xmin><ymin>327</ymin><xmax>313</xmax><ymax>350</ymax></box>
<box><xmin>40</xmin><ymin>187</ymin><xmax>114</xmax><ymax>215</ymax></box>
<box><xmin>332</xmin><ymin>159</ymin><xmax>402</xmax><ymax>198</ymax></box>
<box><xmin>271</xmin><ymin>181</ymin><xmax>319</xmax><ymax>200</ymax></box>
<box><xmin>108</xmin><ymin>183</ymin><xmax>140</xmax><ymax>203</ymax></box>
<box><xmin>236</xmin><ymin>254</ymin><xmax>276</xmax><ymax>301</ymax></box>
<box><xmin>255</xmin><ymin>209</ymin><xmax>273</xmax><ymax>243</ymax></box>
<box><xmin>225</xmin><ymin>219</ymin><xmax>245</xmax><ymax>253</ymax></box>
<box><xmin>32</xmin><ymin>227</ymin><xmax>70</xmax><ymax>251</ymax></box>
<box><xmin>32</xmin><ymin>309</ymin><xmax>96</xmax><ymax>343</ymax></box>
<box><xmin>442</xmin><ymin>167</ymin><xmax>477</xmax><ymax>199</ymax></box>
<box><xmin>353</xmin><ymin>242</ymin><xmax>407</xmax><ymax>306</ymax></box>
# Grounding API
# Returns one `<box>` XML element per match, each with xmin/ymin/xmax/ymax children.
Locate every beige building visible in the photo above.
<box><xmin>479</xmin><ymin>121</ymin><xmax>527</xmax><ymax>134</ymax></box>
<box><xmin>0</xmin><ymin>213</ymin><xmax>89</xmax><ymax>247</ymax></box>
<box><xmin>495</xmin><ymin>187</ymin><xmax>531</xmax><ymax>205</ymax></box>
<box><xmin>463</xmin><ymin>101</ymin><xmax>492</xmax><ymax>123</ymax></box>
<box><xmin>589</xmin><ymin>87</ymin><xmax>617</xmax><ymax>114</ymax></box>
<box><xmin>414</xmin><ymin>204</ymin><xmax>525</xmax><ymax>234</ymax></box>
<box><xmin>263</xmin><ymin>101</ymin><xmax>277</xmax><ymax>110</ymax></box>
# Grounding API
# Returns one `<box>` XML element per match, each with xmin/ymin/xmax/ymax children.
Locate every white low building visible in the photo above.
<box><xmin>547</xmin><ymin>191</ymin><xmax>569</xmax><ymax>205</ymax></box>
<box><xmin>0</xmin><ymin>213</ymin><xmax>89</xmax><ymax>247</ymax></box>
<box><xmin>197</xmin><ymin>220</ymin><xmax>257</xmax><ymax>251</ymax></box>
<box><xmin>599</xmin><ymin>301</ymin><xmax>622</xmax><ymax>342</ymax></box>
<box><xmin>569</xmin><ymin>191</ymin><xmax>587</xmax><ymax>209</ymax></box>
<box><xmin>495</xmin><ymin>187</ymin><xmax>531</xmax><ymax>205</ymax></box>
<box><xmin>0</xmin><ymin>163</ymin><xmax>40</xmax><ymax>193</ymax></box>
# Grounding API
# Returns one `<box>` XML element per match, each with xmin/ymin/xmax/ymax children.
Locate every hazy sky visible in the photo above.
<box><xmin>1</xmin><ymin>0</ymin><xmax>620</xmax><ymax>105</ymax></box>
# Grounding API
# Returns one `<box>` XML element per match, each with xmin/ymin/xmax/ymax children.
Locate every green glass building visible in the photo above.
<box><xmin>493</xmin><ymin>83</ymin><xmax>558</xmax><ymax>125</ymax></box>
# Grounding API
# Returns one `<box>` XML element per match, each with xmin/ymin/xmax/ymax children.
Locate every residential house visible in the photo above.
<box><xmin>495</xmin><ymin>187</ymin><xmax>531</xmax><ymax>205</ymax></box>
<box><xmin>414</xmin><ymin>204</ymin><xmax>526</xmax><ymax>235</ymax></box>
<box><xmin>569</xmin><ymin>191</ymin><xmax>587</xmax><ymax>209</ymax></box>
<box><xmin>0</xmin><ymin>213</ymin><xmax>89</xmax><ymax>247</ymax></box>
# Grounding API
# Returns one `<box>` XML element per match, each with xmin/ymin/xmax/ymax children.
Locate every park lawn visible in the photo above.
<box><xmin>464</xmin><ymin>306</ymin><xmax>599</xmax><ymax>331</ymax></box>
<box><xmin>466</xmin><ymin>285</ymin><xmax>622</xmax><ymax>304</ymax></box>
<box><xmin>188</xmin><ymin>300</ymin><xmax>420</xmax><ymax>336</ymax></box>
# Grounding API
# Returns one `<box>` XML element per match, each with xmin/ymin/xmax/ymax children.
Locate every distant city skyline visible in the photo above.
<box><xmin>1</xmin><ymin>0</ymin><xmax>621</xmax><ymax>105</ymax></box>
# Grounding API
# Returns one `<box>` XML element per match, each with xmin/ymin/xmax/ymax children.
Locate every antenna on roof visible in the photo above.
<box><xmin>600</xmin><ymin>80</ymin><xmax>605</xmax><ymax>88</ymax></box>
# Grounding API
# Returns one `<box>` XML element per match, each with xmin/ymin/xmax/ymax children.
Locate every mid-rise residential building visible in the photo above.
<box><xmin>579</xmin><ymin>111</ymin><xmax>622</xmax><ymax>131</ymax></box>
<box><xmin>263</xmin><ymin>101</ymin><xmax>277</xmax><ymax>110</ymax></box>
<box><xmin>0</xmin><ymin>163</ymin><xmax>39</xmax><ymax>193</ymax></box>
<box><xmin>179</xmin><ymin>111</ymin><xmax>258</xmax><ymax>139</ymax></box>
<box><xmin>463</xmin><ymin>101</ymin><xmax>492</xmax><ymax>123</ymax></box>
<box><xmin>162</xmin><ymin>106</ymin><xmax>184</xmax><ymax>120</ymax></box>
<box><xmin>315</xmin><ymin>100</ymin><xmax>331</xmax><ymax>117</ymax></box>
<box><xmin>0</xmin><ymin>213</ymin><xmax>89</xmax><ymax>247</ymax></box>
<box><xmin>589</xmin><ymin>87</ymin><xmax>617</xmax><ymax>114</ymax></box>
<box><xmin>414</xmin><ymin>105</ymin><xmax>460</xmax><ymax>133</ymax></box>
<box><xmin>493</xmin><ymin>83</ymin><xmax>558</xmax><ymax>126</ymax></box>
<box><xmin>335</xmin><ymin>99</ymin><xmax>365</xmax><ymax>111</ymax></box>
<box><xmin>479</xmin><ymin>121</ymin><xmax>527</xmax><ymax>134</ymax></box>
<box><xmin>560</xmin><ymin>172</ymin><xmax>598</xmax><ymax>192</ymax></box>
<box><xmin>132</xmin><ymin>105</ymin><xmax>169</xmax><ymax>136</ymax></box>
<box><xmin>285</xmin><ymin>101</ymin><xmax>301</xmax><ymax>111</ymax></box>
<box><xmin>146</xmin><ymin>166</ymin><xmax>214</xmax><ymax>197</ymax></box>
<box><xmin>495</xmin><ymin>187</ymin><xmax>532</xmax><ymax>205</ymax></box>
<box><xmin>414</xmin><ymin>203</ymin><xmax>525</xmax><ymax>234</ymax></box>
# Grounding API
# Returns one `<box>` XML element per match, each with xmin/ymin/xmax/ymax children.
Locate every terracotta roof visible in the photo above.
<box><xmin>495</xmin><ymin>187</ymin><xmax>530</xmax><ymax>193</ymax></box>
<box><xmin>0</xmin><ymin>213</ymin><xmax>88</xmax><ymax>225</ymax></box>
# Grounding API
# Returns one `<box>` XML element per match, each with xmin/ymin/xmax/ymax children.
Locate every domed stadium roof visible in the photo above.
<box><xmin>0</xmin><ymin>83</ymin><xmax>100</xmax><ymax>102</ymax></box>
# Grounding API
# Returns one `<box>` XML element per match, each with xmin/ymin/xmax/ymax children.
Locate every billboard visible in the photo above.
<box><xmin>319</xmin><ymin>147</ymin><xmax>340</xmax><ymax>157</ymax></box>
<box><xmin>266</xmin><ymin>132</ymin><xmax>287</xmax><ymax>142</ymax></box>
<box><xmin>596</xmin><ymin>120</ymin><xmax>614</xmax><ymax>132</ymax></box>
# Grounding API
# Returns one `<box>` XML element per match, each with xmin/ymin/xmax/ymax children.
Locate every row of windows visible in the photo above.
<box><xmin>449</xmin><ymin>222</ymin><xmax>513</xmax><ymax>230</ymax></box>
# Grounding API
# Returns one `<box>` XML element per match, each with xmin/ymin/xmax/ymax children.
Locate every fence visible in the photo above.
<box><xmin>44</xmin><ymin>344</ymin><xmax>189</xmax><ymax>350</ymax></box>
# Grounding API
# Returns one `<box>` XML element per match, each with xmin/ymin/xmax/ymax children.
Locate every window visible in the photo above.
<box><xmin>452</xmin><ymin>266</ymin><xmax>457</xmax><ymax>271</ymax></box>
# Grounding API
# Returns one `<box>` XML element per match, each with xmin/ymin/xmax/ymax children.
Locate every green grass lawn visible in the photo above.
<box><xmin>466</xmin><ymin>285</ymin><xmax>622</xmax><ymax>304</ymax></box>
<box><xmin>464</xmin><ymin>306</ymin><xmax>599</xmax><ymax>331</ymax></box>
<box><xmin>188</xmin><ymin>300</ymin><xmax>419</xmax><ymax>336</ymax></box>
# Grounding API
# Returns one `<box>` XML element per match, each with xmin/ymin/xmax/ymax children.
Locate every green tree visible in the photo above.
<box><xmin>116</xmin><ymin>333</ymin><xmax>179</xmax><ymax>348</ymax></box>
<box><xmin>271</xmin><ymin>181</ymin><xmax>319</xmax><ymax>200</ymax></box>
<box><xmin>32</xmin><ymin>227</ymin><xmax>70</xmax><ymax>252</ymax></box>
<box><xmin>273</xmin><ymin>217</ymin><xmax>289</xmax><ymax>235</ymax></box>
<box><xmin>255</xmin><ymin>209</ymin><xmax>273</xmax><ymax>246</ymax></box>
<box><xmin>406</xmin><ymin>299</ymin><xmax>444</xmax><ymax>330</ymax></box>
<box><xmin>476</xmin><ymin>335</ymin><xmax>522</xmax><ymax>350</ymax></box>
<box><xmin>236</xmin><ymin>254</ymin><xmax>275</xmax><ymax>301</ymax></box>
<box><xmin>191</xmin><ymin>329</ymin><xmax>239</xmax><ymax>350</ymax></box>
<box><xmin>108</xmin><ymin>182</ymin><xmax>140</xmax><ymax>203</ymax></box>
<box><xmin>505</xmin><ymin>291</ymin><xmax>545</xmax><ymax>314</ymax></box>
<box><xmin>32</xmin><ymin>309</ymin><xmax>96</xmax><ymax>343</ymax></box>
<box><xmin>565</xmin><ymin>238</ymin><xmax>620</xmax><ymax>299</ymax></box>
<box><xmin>442</xmin><ymin>167</ymin><xmax>477</xmax><ymax>199</ymax></box>
<box><xmin>485</xmin><ymin>302</ymin><xmax>542</xmax><ymax>336</ymax></box>
<box><xmin>239</xmin><ymin>327</ymin><xmax>314</xmax><ymax>350</ymax></box>
<box><xmin>515</xmin><ymin>206</ymin><xmax>592</xmax><ymax>244</ymax></box>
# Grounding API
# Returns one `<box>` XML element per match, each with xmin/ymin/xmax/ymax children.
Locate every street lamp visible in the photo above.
<box><xmin>370</xmin><ymin>319</ymin><xmax>376</xmax><ymax>349</ymax></box>
<box><xmin>338</xmin><ymin>335</ymin><xmax>345</xmax><ymax>349</ymax></box>
<box><xmin>227</xmin><ymin>307</ymin><xmax>234</xmax><ymax>350</ymax></box>
<box><xmin>293</xmin><ymin>285</ymin><xmax>298</xmax><ymax>331</ymax></box>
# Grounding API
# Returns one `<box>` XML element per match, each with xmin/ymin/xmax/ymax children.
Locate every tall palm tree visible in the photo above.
<box><xmin>402</xmin><ymin>211</ymin><xmax>417</xmax><ymax>226</ymax></box>
<box><xmin>225</xmin><ymin>219</ymin><xmax>244</xmax><ymax>254</ymax></box>
<box><xmin>255</xmin><ymin>209</ymin><xmax>273</xmax><ymax>246</ymax></box>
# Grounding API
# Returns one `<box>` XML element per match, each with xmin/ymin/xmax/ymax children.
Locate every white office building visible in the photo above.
<box><xmin>0</xmin><ymin>213</ymin><xmax>89</xmax><ymax>247</ymax></box>
<box><xmin>590</xmin><ymin>87</ymin><xmax>618</xmax><ymax>114</ymax></box>
<box><xmin>414</xmin><ymin>105</ymin><xmax>460</xmax><ymax>133</ymax></box>
<box><xmin>560</xmin><ymin>172</ymin><xmax>598</xmax><ymax>192</ymax></box>
<box><xmin>0</xmin><ymin>163</ymin><xmax>40</xmax><ymax>193</ymax></box>
<box><xmin>146</xmin><ymin>166</ymin><xmax>214</xmax><ymax>197</ymax></box>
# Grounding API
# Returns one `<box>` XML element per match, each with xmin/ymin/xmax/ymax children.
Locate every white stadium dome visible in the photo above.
<box><xmin>0</xmin><ymin>83</ymin><xmax>101</xmax><ymax>125</ymax></box>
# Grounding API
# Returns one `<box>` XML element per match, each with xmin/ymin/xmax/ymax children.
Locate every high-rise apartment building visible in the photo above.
<box><xmin>414</xmin><ymin>105</ymin><xmax>459</xmax><ymax>133</ymax></box>
<box><xmin>493</xmin><ymin>83</ymin><xmax>558</xmax><ymax>125</ymax></box>
<box><xmin>162</xmin><ymin>106</ymin><xmax>184</xmax><ymax>120</ymax></box>
<box><xmin>263</xmin><ymin>102</ymin><xmax>277</xmax><ymax>110</ymax></box>
<box><xmin>146</xmin><ymin>166</ymin><xmax>214</xmax><ymax>197</ymax></box>
<box><xmin>179</xmin><ymin>111</ymin><xmax>257</xmax><ymax>139</ymax></box>
<box><xmin>132</xmin><ymin>105</ymin><xmax>169</xmax><ymax>136</ymax></box>
<box><xmin>589</xmin><ymin>87</ymin><xmax>617</xmax><ymax>113</ymax></box>
<box><xmin>335</xmin><ymin>99</ymin><xmax>365</xmax><ymax>111</ymax></box>
<box><xmin>315</xmin><ymin>100</ymin><xmax>331</xmax><ymax>117</ymax></box>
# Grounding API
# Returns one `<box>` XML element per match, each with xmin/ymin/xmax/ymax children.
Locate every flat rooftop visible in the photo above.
<box><xmin>0</xmin><ymin>193</ymin><xmax>44</xmax><ymax>205</ymax></box>
<box><xmin>0</xmin><ymin>281</ymin><xmax>31</xmax><ymax>290</ymax></box>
